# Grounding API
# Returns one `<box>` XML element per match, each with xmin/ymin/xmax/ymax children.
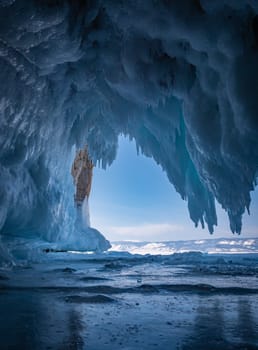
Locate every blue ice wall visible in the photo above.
<box><xmin>0</xmin><ymin>0</ymin><xmax>258</xmax><ymax>247</ymax></box>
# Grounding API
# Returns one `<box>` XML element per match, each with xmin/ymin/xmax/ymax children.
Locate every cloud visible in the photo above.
<box><xmin>106</xmin><ymin>223</ymin><xmax>185</xmax><ymax>241</ymax></box>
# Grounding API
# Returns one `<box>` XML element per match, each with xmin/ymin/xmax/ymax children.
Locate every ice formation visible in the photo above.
<box><xmin>71</xmin><ymin>147</ymin><xmax>92</xmax><ymax>228</ymax></box>
<box><xmin>0</xmin><ymin>1</ymin><xmax>258</xmax><ymax>253</ymax></box>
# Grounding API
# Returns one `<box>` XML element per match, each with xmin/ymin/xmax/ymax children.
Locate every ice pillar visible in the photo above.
<box><xmin>71</xmin><ymin>147</ymin><xmax>93</xmax><ymax>229</ymax></box>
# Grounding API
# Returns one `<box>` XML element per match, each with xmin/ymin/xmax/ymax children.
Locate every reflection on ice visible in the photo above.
<box><xmin>0</xmin><ymin>251</ymin><xmax>258</xmax><ymax>349</ymax></box>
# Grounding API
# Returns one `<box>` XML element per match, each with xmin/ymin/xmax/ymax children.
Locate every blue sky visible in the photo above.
<box><xmin>90</xmin><ymin>136</ymin><xmax>258</xmax><ymax>242</ymax></box>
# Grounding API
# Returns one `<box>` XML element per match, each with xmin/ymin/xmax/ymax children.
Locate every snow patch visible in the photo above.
<box><xmin>110</xmin><ymin>238</ymin><xmax>258</xmax><ymax>255</ymax></box>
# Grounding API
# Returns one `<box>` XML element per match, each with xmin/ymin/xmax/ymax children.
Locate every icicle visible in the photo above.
<box><xmin>82</xmin><ymin>197</ymin><xmax>91</xmax><ymax>228</ymax></box>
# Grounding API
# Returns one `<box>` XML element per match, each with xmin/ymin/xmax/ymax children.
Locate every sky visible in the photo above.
<box><xmin>90</xmin><ymin>136</ymin><xmax>258</xmax><ymax>242</ymax></box>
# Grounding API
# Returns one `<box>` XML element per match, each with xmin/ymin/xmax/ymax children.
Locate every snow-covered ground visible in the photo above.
<box><xmin>0</xmin><ymin>245</ymin><xmax>258</xmax><ymax>349</ymax></box>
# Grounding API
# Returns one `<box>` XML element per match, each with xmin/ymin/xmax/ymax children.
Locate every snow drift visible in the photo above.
<box><xmin>0</xmin><ymin>1</ymin><xmax>258</xmax><ymax>251</ymax></box>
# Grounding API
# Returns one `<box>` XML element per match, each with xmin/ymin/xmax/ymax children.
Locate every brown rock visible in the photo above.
<box><xmin>71</xmin><ymin>147</ymin><xmax>93</xmax><ymax>206</ymax></box>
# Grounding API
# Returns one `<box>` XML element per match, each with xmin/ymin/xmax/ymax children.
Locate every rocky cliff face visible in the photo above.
<box><xmin>71</xmin><ymin>148</ymin><xmax>93</xmax><ymax>207</ymax></box>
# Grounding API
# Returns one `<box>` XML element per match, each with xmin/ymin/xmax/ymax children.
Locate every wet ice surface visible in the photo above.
<box><xmin>0</xmin><ymin>251</ymin><xmax>258</xmax><ymax>349</ymax></box>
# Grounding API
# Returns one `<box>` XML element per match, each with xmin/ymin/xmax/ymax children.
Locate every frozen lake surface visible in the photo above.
<box><xmin>0</xmin><ymin>250</ymin><xmax>258</xmax><ymax>349</ymax></box>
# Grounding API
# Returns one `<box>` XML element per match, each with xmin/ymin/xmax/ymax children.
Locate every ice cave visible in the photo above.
<box><xmin>0</xmin><ymin>1</ymin><xmax>258</xmax><ymax>349</ymax></box>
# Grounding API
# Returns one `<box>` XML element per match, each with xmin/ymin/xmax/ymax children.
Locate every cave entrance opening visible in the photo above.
<box><xmin>88</xmin><ymin>135</ymin><xmax>258</xmax><ymax>244</ymax></box>
<box><xmin>89</xmin><ymin>135</ymin><xmax>190</xmax><ymax>243</ymax></box>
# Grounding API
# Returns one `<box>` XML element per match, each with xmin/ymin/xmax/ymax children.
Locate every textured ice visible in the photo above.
<box><xmin>0</xmin><ymin>1</ymin><xmax>258</xmax><ymax>253</ymax></box>
<box><xmin>1</xmin><ymin>250</ymin><xmax>258</xmax><ymax>349</ymax></box>
<box><xmin>110</xmin><ymin>238</ymin><xmax>258</xmax><ymax>255</ymax></box>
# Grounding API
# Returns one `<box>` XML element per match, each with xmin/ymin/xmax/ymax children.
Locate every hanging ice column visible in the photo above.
<box><xmin>70</xmin><ymin>147</ymin><xmax>111</xmax><ymax>252</ymax></box>
<box><xmin>71</xmin><ymin>147</ymin><xmax>93</xmax><ymax>228</ymax></box>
